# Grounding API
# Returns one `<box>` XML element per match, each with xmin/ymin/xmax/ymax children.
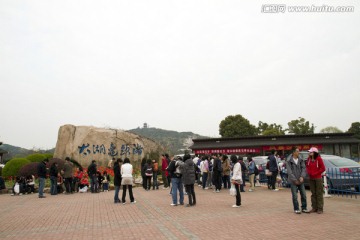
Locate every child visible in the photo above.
<box><xmin>57</xmin><ymin>174</ymin><xmax>65</xmax><ymax>194</ymax></box>
<box><xmin>102</xmin><ymin>171</ymin><xmax>111</xmax><ymax>192</ymax></box>
<box><xmin>11</xmin><ymin>176</ymin><xmax>23</xmax><ymax>196</ymax></box>
<box><xmin>79</xmin><ymin>175</ymin><xmax>89</xmax><ymax>193</ymax></box>
<box><xmin>26</xmin><ymin>175</ymin><xmax>35</xmax><ymax>194</ymax></box>
<box><xmin>97</xmin><ymin>171</ymin><xmax>104</xmax><ymax>192</ymax></box>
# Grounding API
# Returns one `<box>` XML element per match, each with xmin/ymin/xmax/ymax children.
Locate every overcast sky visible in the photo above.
<box><xmin>1</xmin><ymin>0</ymin><xmax>359</xmax><ymax>150</ymax></box>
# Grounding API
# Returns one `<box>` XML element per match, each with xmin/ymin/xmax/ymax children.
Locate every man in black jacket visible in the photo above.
<box><xmin>239</xmin><ymin>156</ymin><xmax>247</xmax><ymax>192</ymax></box>
<box><xmin>113</xmin><ymin>158</ymin><xmax>122</xmax><ymax>203</ymax></box>
<box><xmin>88</xmin><ymin>160</ymin><xmax>98</xmax><ymax>193</ymax></box>
<box><xmin>269</xmin><ymin>150</ymin><xmax>279</xmax><ymax>191</ymax></box>
<box><xmin>37</xmin><ymin>158</ymin><xmax>49</xmax><ymax>198</ymax></box>
<box><xmin>49</xmin><ymin>162</ymin><xmax>58</xmax><ymax>195</ymax></box>
<box><xmin>212</xmin><ymin>154</ymin><xmax>223</xmax><ymax>193</ymax></box>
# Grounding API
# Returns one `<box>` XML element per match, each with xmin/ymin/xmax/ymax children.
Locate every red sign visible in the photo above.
<box><xmin>262</xmin><ymin>144</ymin><xmax>323</xmax><ymax>151</ymax></box>
<box><xmin>194</xmin><ymin>148</ymin><xmax>261</xmax><ymax>155</ymax></box>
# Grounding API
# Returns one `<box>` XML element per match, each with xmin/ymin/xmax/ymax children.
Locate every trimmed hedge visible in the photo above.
<box><xmin>2</xmin><ymin>158</ymin><xmax>31</xmax><ymax>178</ymax></box>
<box><xmin>26</xmin><ymin>153</ymin><xmax>47</xmax><ymax>163</ymax></box>
<box><xmin>43</xmin><ymin>153</ymin><xmax>53</xmax><ymax>159</ymax></box>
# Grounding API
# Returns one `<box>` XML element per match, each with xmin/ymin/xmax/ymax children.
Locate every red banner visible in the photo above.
<box><xmin>262</xmin><ymin>144</ymin><xmax>323</xmax><ymax>151</ymax></box>
<box><xmin>194</xmin><ymin>148</ymin><xmax>261</xmax><ymax>155</ymax></box>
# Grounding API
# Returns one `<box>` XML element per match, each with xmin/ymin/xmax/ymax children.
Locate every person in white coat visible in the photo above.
<box><xmin>230</xmin><ymin>155</ymin><xmax>242</xmax><ymax>208</ymax></box>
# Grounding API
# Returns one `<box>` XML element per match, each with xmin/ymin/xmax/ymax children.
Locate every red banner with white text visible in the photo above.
<box><xmin>194</xmin><ymin>148</ymin><xmax>261</xmax><ymax>155</ymax></box>
<box><xmin>262</xmin><ymin>144</ymin><xmax>323</xmax><ymax>151</ymax></box>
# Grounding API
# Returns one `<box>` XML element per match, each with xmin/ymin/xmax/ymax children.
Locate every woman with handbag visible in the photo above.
<box><xmin>230</xmin><ymin>155</ymin><xmax>242</xmax><ymax>208</ymax></box>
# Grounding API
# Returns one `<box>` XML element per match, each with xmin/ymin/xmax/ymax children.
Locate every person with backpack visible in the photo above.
<box><xmin>287</xmin><ymin>147</ymin><xmax>310</xmax><ymax>214</ymax></box>
<box><xmin>222</xmin><ymin>155</ymin><xmax>231</xmax><ymax>189</ymax></box>
<box><xmin>200</xmin><ymin>156</ymin><xmax>209</xmax><ymax>190</ymax></box>
<box><xmin>192</xmin><ymin>154</ymin><xmax>200</xmax><ymax>185</ymax></box>
<box><xmin>167</xmin><ymin>156</ymin><xmax>184</xmax><ymax>206</ymax></box>
<box><xmin>152</xmin><ymin>159</ymin><xmax>159</xmax><ymax>190</ymax></box>
<box><xmin>248</xmin><ymin>157</ymin><xmax>256</xmax><ymax>192</ymax></box>
<box><xmin>143</xmin><ymin>159</ymin><xmax>153</xmax><ymax>191</ymax></box>
<box><xmin>176</xmin><ymin>154</ymin><xmax>196</xmax><ymax>207</ymax></box>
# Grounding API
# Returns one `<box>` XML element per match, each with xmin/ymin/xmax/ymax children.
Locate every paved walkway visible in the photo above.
<box><xmin>0</xmin><ymin>185</ymin><xmax>359</xmax><ymax>240</ymax></box>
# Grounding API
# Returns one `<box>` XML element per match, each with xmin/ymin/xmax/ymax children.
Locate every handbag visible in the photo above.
<box><xmin>229</xmin><ymin>184</ymin><xmax>236</xmax><ymax>196</ymax></box>
<box><xmin>276</xmin><ymin>174</ymin><xmax>282</xmax><ymax>183</ymax></box>
<box><xmin>234</xmin><ymin>179</ymin><xmax>243</xmax><ymax>185</ymax></box>
<box><xmin>265</xmin><ymin>169</ymin><xmax>272</xmax><ymax>176</ymax></box>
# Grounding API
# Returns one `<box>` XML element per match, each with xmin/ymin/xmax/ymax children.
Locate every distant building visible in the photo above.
<box><xmin>190</xmin><ymin>133</ymin><xmax>360</xmax><ymax>159</ymax></box>
<box><xmin>143</xmin><ymin>123</ymin><xmax>148</xmax><ymax>129</ymax></box>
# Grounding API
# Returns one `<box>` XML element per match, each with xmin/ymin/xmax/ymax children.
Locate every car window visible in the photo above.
<box><xmin>254</xmin><ymin>159</ymin><xmax>267</xmax><ymax>165</ymax></box>
<box><xmin>326</xmin><ymin>157</ymin><xmax>359</xmax><ymax>167</ymax></box>
<box><xmin>299</xmin><ymin>152</ymin><xmax>309</xmax><ymax>160</ymax></box>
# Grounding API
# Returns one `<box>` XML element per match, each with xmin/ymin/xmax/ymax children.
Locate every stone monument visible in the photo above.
<box><xmin>53</xmin><ymin>124</ymin><xmax>163</xmax><ymax>168</ymax></box>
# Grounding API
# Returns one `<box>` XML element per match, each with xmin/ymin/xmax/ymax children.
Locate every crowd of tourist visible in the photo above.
<box><xmin>8</xmin><ymin>146</ymin><xmax>326</xmax><ymax>214</ymax></box>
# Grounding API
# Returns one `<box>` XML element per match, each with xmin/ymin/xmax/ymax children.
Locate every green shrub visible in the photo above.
<box><xmin>43</xmin><ymin>153</ymin><xmax>53</xmax><ymax>159</ymax></box>
<box><xmin>26</xmin><ymin>153</ymin><xmax>47</xmax><ymax>163</ymax></box>
<box><xmin>2</xmin><ymin>158</ymin><xmax>31</xmax><ymax>178</ymax></box>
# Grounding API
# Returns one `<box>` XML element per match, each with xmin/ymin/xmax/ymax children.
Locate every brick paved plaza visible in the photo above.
<box><xmin>0</xmin><ymin>185</ymin><xmax>359</xmax><ymax>240</ymax></box>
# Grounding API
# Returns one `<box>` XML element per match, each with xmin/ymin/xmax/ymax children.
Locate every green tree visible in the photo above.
<box><xmin>287</xmin><ymin>117</ymin><xmax>315</xmax><ymax>134</ymax></box>
<box><xmin>320</xmin><ymin>126</ymin><xmax>343</xmax><ymax>133</ymax></box>
<box><xmin>219</xmin><ymin>114</ymin><xmax>258</xmax><ymax>137</ymax></box>
<box><xmin>347</xmin><ymin>122</ymin><xmax>360</xmax><ymax>139</ymax></box>
<box><xmin>258</xmin><ymin>121</ymin><xmax>285</xmax><ymax>135</ymax></box>
<box><xmin>2</xmin><ymin>158</ymin><xmax>31</xmax><ymax>178</ymax></box>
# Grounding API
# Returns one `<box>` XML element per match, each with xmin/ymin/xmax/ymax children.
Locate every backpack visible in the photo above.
<box><xmin>254</xmin><ymin>164</ymin><xmax>259</xmax><ymax>176</ymax></box>
<box><xmin>199</xmin><ymin>161</ymin><xmax>205</xmax><ymax>172</ymax></box>
<box><xmin>174</xmin><ymin>161</ymin><xmax>182</xmax><ymax>177</ymax></box>
<box><xmin>153</xmin><ymin>163</ymin><xmax>158</xmax><ymax>172</ymax></box>
<box><xmin>145</xmin><ymin>166</ymin><xmax>153</xmax><ymax>176</ymax></box>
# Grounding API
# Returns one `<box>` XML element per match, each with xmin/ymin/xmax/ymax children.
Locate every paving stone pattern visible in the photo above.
<box><xmin>0</xmin><ymin>185</ymin><xmax>359</xmax><ymax>240</ymax></box>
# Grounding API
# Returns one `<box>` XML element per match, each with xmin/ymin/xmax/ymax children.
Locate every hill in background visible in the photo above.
<box><xmin>0</xmin><ymin>144</ymin><xmax>54</xmax><ymax>163</ymax></box>
<box><xmin>0</xmin><ymin>127</ymin><xmax>207</xmax><ymax>162</ymax></box>
<box><xmin>128</xmin><ymin>127</ymin><xmax>207</xmax><ymax>155</ymax></box>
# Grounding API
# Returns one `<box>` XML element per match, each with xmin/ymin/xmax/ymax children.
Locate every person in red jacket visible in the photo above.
<box><xmin>161</xmin><ymin>154</ymin><xmax>169</xmax><ymax>189</ymax></box>
<box><xmin>306</xmin><ymin>147</ymin><xmax>326</xmax><ymax>214</ymax></box>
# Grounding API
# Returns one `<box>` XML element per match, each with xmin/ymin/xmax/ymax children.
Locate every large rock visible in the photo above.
<box><xmin>54</xmin><ymin>125</ymin><xmax>163</xmax><ymax>168</ymax></box>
